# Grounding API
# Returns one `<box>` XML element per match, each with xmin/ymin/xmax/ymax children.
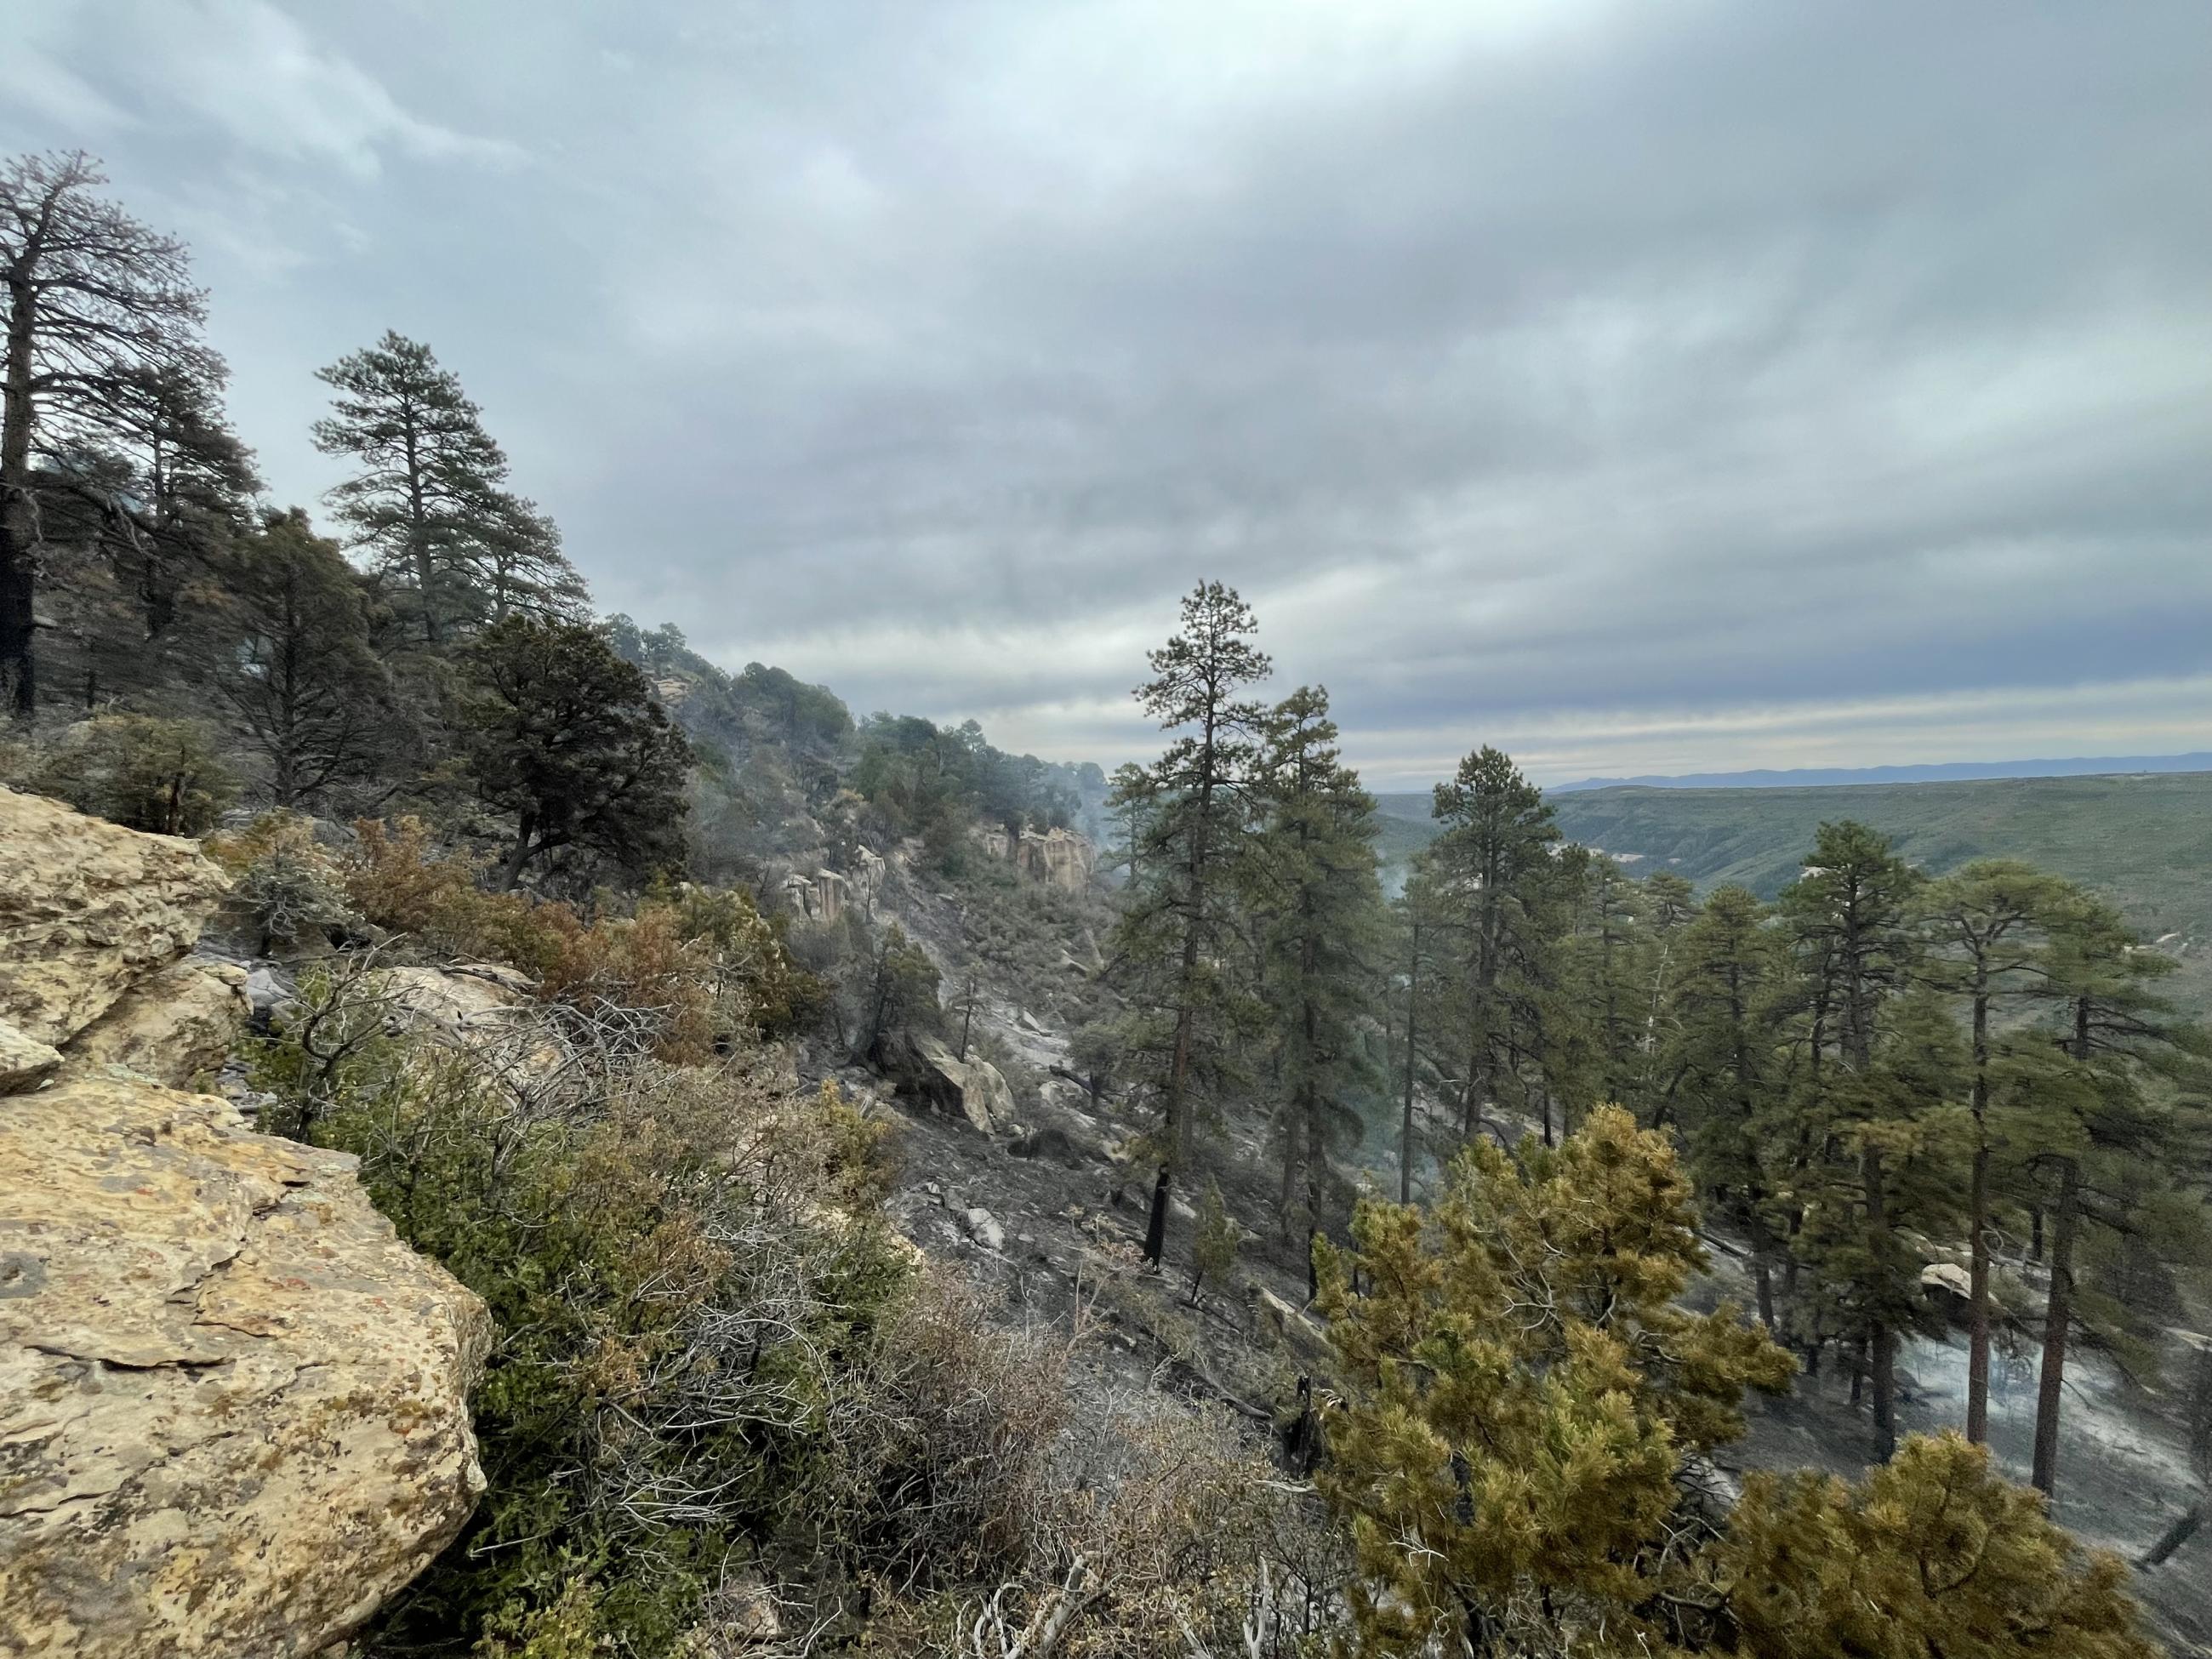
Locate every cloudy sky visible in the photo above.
<box><xmin>7</xmin><ymin>1</ymin><xmax>2209</xmax><ymax>785</ymax></box>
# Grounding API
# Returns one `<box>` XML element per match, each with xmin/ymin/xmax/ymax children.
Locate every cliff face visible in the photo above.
<box><xmin>0</xmin><ymin>788</ymin><xmax>492</xmax><ymax>1659</ymax></box>
<box><xmin>974</xmin><ymin>824</ymin><xmax>1097</xmax><ymax>892</ymax></box>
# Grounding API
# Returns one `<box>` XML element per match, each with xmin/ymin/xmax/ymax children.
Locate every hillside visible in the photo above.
<box><xmin>1379</xmin><ymin>770</ymin><xmax>2212</xmax><ymax>1013</ymax></box>
<box><xmin>1552</xmin><ymin>752</ymin><xmax>2212</xmax><ymax>791</ymax></box>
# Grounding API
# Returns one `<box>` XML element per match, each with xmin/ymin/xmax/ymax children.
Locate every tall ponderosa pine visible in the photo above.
<box><xmin>1668</xmin><ymin>883</ymin><xmax>1790</xmax><ymax>1328</ymax></box>
<box><xmin>1108</xmin><ymin>581</ymin><xmax>1270</xmax><ymax>1266</ymax></box>
<box><xmin>1922</xmin><ymin>859</ymin><xmax>2070</xmax><ymax>1445</ymax></box>
<box><xmin>315</xmin><ymin>332</ymin><xmax>583</xmax><ymax>647</ymax></box>
<box><xmin>2</xmin><ymin>151</ymin><xmax>232</xmax><ymax>715</ymax></box>
<box><xmin>2027</xmin><ymin>893</ymin><xmax>2211</xmax><ymax>1497</ymax></box>
<box><xmin>1392</xmin><ymin>860</ymin><xmax>1451</xmax><ymax>1203</ymax></box>
<box><xmin>1779</xmin><ymin>820</ymin><xmax>1930</xmax><ymax>1459</ymax></box>
<box><xmin>1428</xmin><ymin>746</ymin><xmax>1565</xmax><ymax>1138</ymax></box>
<box><xmin>479</xmin><ymin>490</ymin><xmax>590</xmax><ymax>625</ymax></box>
<box><xmin>1248</xmin><ymin>685</ymin><xmax>1386</xmax><ymax>1238</ymax></box>
<box><xmin>1569</xmin><ymin>855</ymin><xmax>1651</xmax><ymax>1120</ymax></box>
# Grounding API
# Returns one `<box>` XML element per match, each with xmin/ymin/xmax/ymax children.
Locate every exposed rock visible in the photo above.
<box><xmin>366</xmin><ymin>964</ymin><xmax>565</xmax><ymax>1088</ymax></box>
<box><xmin>0</xmin><ymin>1020</ymin><xmax>63</xmax><ymax>1095</ymax></box>
<box><xmin>961</xmin><ymin>1206</ymin><xmax>1006</xmax><ymax>1253</ymax></box>
<box><xmin>1919</xmin><ymin>1261</ymin><xmax>1973</xmax><ymax>1307</ymax></box>
<box><xmin>1010</xmin><ymin>1125</ymin><xmax>1083</xmax><ymax>1165</ymax></box>
<box><xmin>0</xmin><ymin>1074</ymin><xmax>492</xmax><ymax>1657</ymax></box>
<box><xmin>972</xmin><ymin>823</ymin><xmax>1097</xmax><ymax>892</ymax></box>
<box><xmin>713</xmin><ymin>1572</ymin><xmax>783</xmax><ymax>1644</ymax></box>
<box><xmin>0</xmin><ymin>786</ymin><xmax>229</xmax><ymax>1047</ymax></box>
<box><xmin>910</xmin><ymin>1034</ymin><xmax>1015</xmax><ymax>1134</ymax></box>
<box><xmin>63</xmin><ymin>958</ymin><xmax>249</xmax><ymax>1089</ymax></box>
<box><xmin>0</xmin><ymin>792</ymin><xmax>493</xmax><ymax>1656</ymax></box>
<box><xmin>371</xmin><ymin>962</ymin><xmax>526</xmax><ymax>1032</ymax></box>
<box><xmin>778</xmin><ymin>868</ymin><xmax>852</xmax><ymax>923</ymax></box>
<box><xmin>244</xmin><ymin>964</ymin><xmax>289</xmax><ymax>1016</ymax></box>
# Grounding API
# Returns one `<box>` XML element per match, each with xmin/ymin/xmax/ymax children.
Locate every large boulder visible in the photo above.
<box><xmin>0</xmin><ymin>790</ymin><xmax>494</xmax><ymax>1656</ymax></box>
<box><xmin>366</xmin><ymin>963</ymin><xmax>567</xmax><ymax>1088</ymax></box>
<box><xmin>911</xmin><ymin>1034</ymin><xmax>1017</xmax><ymax>1134</ymax></box>
<box><xmin>0</xmin><ymin>787</ymin><xmax>230</xmax><ymax>1048</ymax></box>
<box><xmin>0</xmin><ymin>1021</ymin><xmax>63</xmax><ymax>1096</ymax></box>
<box><xmin>62</xmin><ymin>958</ymin><xmax>249</xmax><ymax>1089</ymax></box>
<box><xmin>0</xmin><ymin>1077</ymin><xmax>492</xmax><ymax>1656</ymax></box>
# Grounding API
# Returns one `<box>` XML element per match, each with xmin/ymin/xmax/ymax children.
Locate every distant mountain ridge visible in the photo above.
<box><xmin>1547</xmin><ymin>752</ymin><xmax>2212</xmax><ymax>792</ymax></box>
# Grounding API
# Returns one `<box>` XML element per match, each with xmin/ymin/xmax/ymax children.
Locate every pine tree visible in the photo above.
<box><xmin>457</xmin><ymin>615</ymin><xmax>693</xmax><ymax>890</ymax></box>
<box><xmin>1921</xmin><ymin>860</ymin><xmax>2071</xmax><ymax>1444</ymax></box>
<box><xmin>2025</xmin><ymin>892</ymin><xmax>2212</xmax><ymax>1497</ymax></box>
<box><xmin>1391</xmin><ymin>860</ymin><xmax>1451</xmax><ymax>1203</ymax></box>
<box><xmin>1106</xmin><ymin>582</ymin><xmax>1270</xmax><ymax>1267</ymax></box>
<box><xmin>1189</xmin><ymin>1177</ymin><xmax>1239</xmax><ymax>1306</ymax></box>
<box><xmin>1247</xmin><ymin>684</ymin><xmax>1386</xmax><ymax>1239</ymax></box>
<box><xmin>1778</xmin><ymin>821</ymin><xmax>1932</xmax><ymax>1458</ymax></box>
<box><xmin>1668</xmin><ymin>884</ymin><xmax>1791</xmax><ymax>1328</ymax></box>
<box><xmin>477</xmin><ymin>490</ymin><xmax>590</xmax><ymax>624</ymax></box>
<box><xmin>1571</xmin><ymin>854</ymin><xmax>1650</xmax><ymax>1118</ymax></box>
<box><xmin>2</xmin><ymin>151</ymin><xmax>229</xmax><ymax>715</ymax></box>
<box><xmin>207</xmin><ymin>509</ymin><xmax>404</xmax><ymax>808</ymax></box>
<box><xmin>1428</xmin><ymin>746</ymin><xmax>1565</xmax><ymax>1140</ymax></box>
<box><xmin>1717</xmin><ymin>1431</ymin><xmax>2162</xmax><ymax>1659</ymax></box>
<box><xmin>1315</xmin><ymin>1106</ymin><xmax>1794</xmax><ymax>1654</ymax></box>
<box><xmin>315</xmin><ymin>331</ymin><xmax>576</xmax><ymax>647</ymax></box>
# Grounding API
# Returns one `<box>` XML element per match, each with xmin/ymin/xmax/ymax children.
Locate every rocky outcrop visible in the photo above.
<box><xmin>62</xmin><ymin>958</ymin><xmax>248</xmax><ymax>1089</ymax></box>
<box><xmin>911</xmin><ymin>1034</ymin><xmax>1016</xmax><ymax>1134</ymax></box>
<box><xmin>879</xmin><ymin>1030</ymin><xmax>1017</xmax><ymax>1134</ymax></box>
<box><xmin>0</xmin><ymin>789</ymin><xmax>493</xmax><ymax>1658</ymax></box>
<box><xmin>367</xmin><ymin>962</ymin><xmax>567</xmax><ymax>1090</ymax></box>
<box><xmin>0</xmin><ymin>1023</ymin><xmax>63</xmax><ymax>1095</ymax></box>
<box><xmin>973</xmin><ymin>823</ymin><xmax>1096</xmax><ymax>893</ymax></box>
<box><xmin>781</xmin><ymin>867</ymin><xmax>852</xmax><ymax>924</ymax></box>
<box><xmin>0</xmin><ymin>787</ymin><xmax>231</xmax><ymax>1047</ymax></box>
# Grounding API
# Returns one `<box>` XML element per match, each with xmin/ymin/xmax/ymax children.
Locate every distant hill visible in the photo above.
<box><xmin>1377</xmin><ymin>771</ymin><xmax>2212</xmax><ymax>1018</ymax></box>
<box><xmin>1548</xmin><ymin>753</ymin><xmax>2212</xmax><ymax>792</ymax></box>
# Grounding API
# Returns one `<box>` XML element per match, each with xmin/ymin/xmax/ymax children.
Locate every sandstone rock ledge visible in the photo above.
<box><xmin>0</xmin><ymin>787</ymin><xmax>494</xmax><ymax>1658</ymax></box>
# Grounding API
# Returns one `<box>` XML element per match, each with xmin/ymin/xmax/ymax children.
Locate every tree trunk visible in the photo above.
<box><xmin>1143</xmin><ymin>1163</ymin><xmax>1171</xmax><ymax>1268</ymax></box>
<box><xmin>497</xmin><ymin>827</ymin><xmax>537</xmax><ymax>892</ymax></box>
<box><xmin>2137</xmin><ymin>1503</ymin><xmax>2203</xmax><ymax>1570</ymax></box>
<box><xmin>1400</xmin><ymin>926</ymin><xmax>1419</xmax><ymax>1204</ymax></box>
<box><xmin>2031</xmin><ymin>1154</ymin><xmax>2081</xmax><ymax>1497</ymax></box>
<box><xmin>2</xmin><ymin>272</ymin><xmax>39</xmax><ymax>719</ymax></box>
<box><xmin>1864</xmin><ymin>1139</ymin><xmax>1896</xmax><ymax>1461</ymax></box>
<box><xmin>1966</xmin><ymin>966</ymin><xmax>1993</xmax><ymax>1444</ymax></box>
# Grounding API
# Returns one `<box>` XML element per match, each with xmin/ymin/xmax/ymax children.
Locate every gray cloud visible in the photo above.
<box><xmin>6</xmin><ymin>0</ymin><xmax>2208</xmax><ymax>784</ymax></box>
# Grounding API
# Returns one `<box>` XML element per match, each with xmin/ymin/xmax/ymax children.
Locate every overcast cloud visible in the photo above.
<box><xmin>6</xmin><ymin>0</ymin><xmax>2208</xmax><ymax>784</ymax></box>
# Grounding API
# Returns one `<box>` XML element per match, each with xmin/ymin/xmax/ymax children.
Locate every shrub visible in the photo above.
<box><xmin>30</xmin><ymin>713</ymin><xmax>235</xmax><ymax>835</ymax></box>
<box><xmin>254</xmin><ymin>989</ymin><xmax>913</xmax><ymax>1655</ymax></box>
<box><xmin>207</xmin><ymin>812</ymin><xmax>355</xmax><ymax>953</ymax></box>
<box><xmin>342</xmin><ymin>820</ymin><xmax>823</xmax><ymax>1059</ymax></box>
